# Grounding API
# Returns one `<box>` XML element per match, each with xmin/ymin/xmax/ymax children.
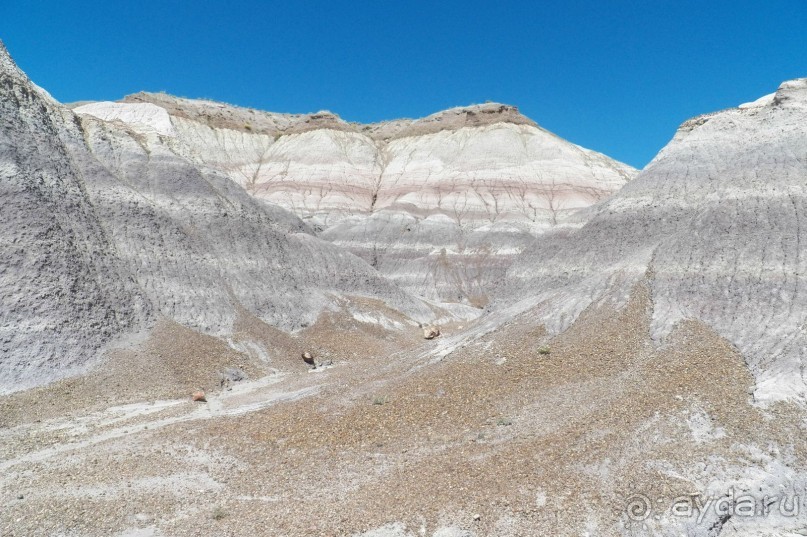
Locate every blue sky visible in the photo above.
<box><xmin>1</xmin><ymin>0</ymin><xmax>805</xmax><ymax>168</ymax></box>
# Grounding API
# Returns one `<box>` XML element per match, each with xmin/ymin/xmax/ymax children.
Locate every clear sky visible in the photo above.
<box><xmin>1</xmin><ymin>0</ymin><xmax>805</xmax><ymax>168</ymax></box>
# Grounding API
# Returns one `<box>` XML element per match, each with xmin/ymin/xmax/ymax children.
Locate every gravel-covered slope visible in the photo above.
<box><xmin>505</xmin><ymin>78</ymin><xmax>807</xmax><ymax>402</ymax></box>
<box><xmin>0</xmin><ymin>42</ymin><xmax>432</xmax><ymax>393</ymax></box>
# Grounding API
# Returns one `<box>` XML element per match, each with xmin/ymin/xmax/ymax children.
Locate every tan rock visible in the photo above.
<box><xmin>423</xmin><ymin>326</ymin><xmax>441</xmax><ymax>340</ymax></box>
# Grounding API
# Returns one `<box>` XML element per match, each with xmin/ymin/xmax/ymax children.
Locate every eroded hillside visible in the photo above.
<box><xmin>3</xmin><ymin>38</ymin><xmax>807</xmax><ymax>537</ymax></box>
<box><xmin>74</xmin><ymin>94</ymin><xmax>636</xmax><ymax>305</ymax></box>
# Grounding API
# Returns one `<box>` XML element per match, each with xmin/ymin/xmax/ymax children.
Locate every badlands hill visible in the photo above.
<box><xmin>3</xmin><ymin>38</ymin><xmax>807</xmax><ymax>537</ymax></box>
<box><xmin>504</xmin><ymin>78</ymin><xmax>807</xmax><ymax>403</ymax></box>
<box><xmin>0</xmin><ymin>41</ymin><xmax>433</xmax><ymax>392</ymax></box>
<box><xmin>74</xmin><ymin>93</ymin><xmax>636</xmax><ymax>305</ymax></box>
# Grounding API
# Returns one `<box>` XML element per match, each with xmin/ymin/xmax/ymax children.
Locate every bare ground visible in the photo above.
<box><xmin>2</xmin><ymin>283</ymin><xmax>805</xmax><ymax>536</ymax></box>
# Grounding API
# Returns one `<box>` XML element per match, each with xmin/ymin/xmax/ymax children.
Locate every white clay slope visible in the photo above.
<box><xmin>73</xmin><ymin>101</ymin><xmax>176</xmax><ymax>136</ymax></box>
<box><xmin>75</xmin><ymin>96</ymin><xmax>636</xmax><ymax>304</ymax></box>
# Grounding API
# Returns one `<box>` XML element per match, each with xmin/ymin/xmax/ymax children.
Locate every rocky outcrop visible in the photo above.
<box><xmin>76</xmin><ymin>94</ymin><xmax>636</xmax><ymax>303</ymax></box>
<box><xmin>0</xmin><ymin>43</ymin><xmax>433</xmax><ymax>393</ymax></box>
<box><xmin>504</xmin><ymin>78</ymin><xmax>807</xmax><ymax>402</ymax></box>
